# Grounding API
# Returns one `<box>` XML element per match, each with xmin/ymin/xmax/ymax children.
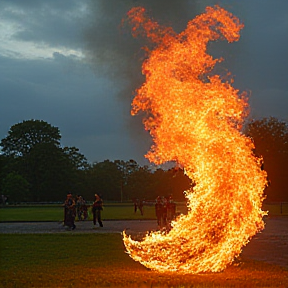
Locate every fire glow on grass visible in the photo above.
<box><xmin>122</xmin><ymin>6</ymin><xmax>268</xmax><ymax>274</ymax></box>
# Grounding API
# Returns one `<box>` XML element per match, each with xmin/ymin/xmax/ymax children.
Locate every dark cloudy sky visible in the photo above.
<box><xmin>0</xmin><ymin>0</ymin><xmax>287</xmax><ymax>166</ymax></box>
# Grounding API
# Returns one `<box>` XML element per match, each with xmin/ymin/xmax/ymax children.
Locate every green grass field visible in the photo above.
<box><xmin>0</xmin><ymin>202</ymin><xmax>286</xmax><ymax>222</ymax></box>
<box><xmin>0</xmin><ymin>233</ymin><xmax>287</xmax><ymax>288</ymax></box>
<box><xmin>0</xmin><ymin>203</ymin><xmax>188</xmax><ymax>222</ymax></box>
<box><xmin>263</xmin><ymin>202</ymin><xmax>288</xmax><ymax>215</ymax></box>
<box><xmin>1</xmin><ymin>203</ymin><xmax>287</xmax><ymax>287</ymax></box>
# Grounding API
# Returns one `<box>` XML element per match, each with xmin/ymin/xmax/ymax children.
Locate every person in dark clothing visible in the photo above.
<box><xmin>166</xmin><ymin>196</ymin><xmax>176</xmax><ymax>231</ymax></box>
<box><xmin>133</xmin><ymin>198</ymin><xmax>138</xmax><ymax>213</ymax></box>
<box><xmin>138</xmin><ymin>199</ymin><xmax>144</xmax><ymax>215</ymax></box>
<box><xmin>82</xmin><ymin>198</ymin><xmax>88</xmax><ymax>220</ymax></box>
<box><xmin>76</xmin><ymin>195</ymin><xmax>83</xmax><ymax>221</ymax></box>
<box><xmin>63</xmin><ymin>193</ymin><xmax>76</xmax><ymax>230</ymax></box>
<box><xmin>92</xmin><ymin>194</ymin><xmax>103</xmax><ymax>228</ymax></box>
<box><xmin>155</xmin><ymin>196</ymin><xmax>164</xmax><ymax>229</ymax></box>
<box><xmin>162</xmin><ymin>196</ymin><xmax>168</xmax><ymax>228</ymax></box>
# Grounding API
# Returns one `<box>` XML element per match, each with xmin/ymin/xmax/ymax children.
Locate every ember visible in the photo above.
<box><xmin>123</xmin><ymin>5</ymin><xmax>268</xmax><ymax>274</ymax></box>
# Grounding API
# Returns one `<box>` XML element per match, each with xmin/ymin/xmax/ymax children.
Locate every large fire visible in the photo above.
<box><xmin>123</xmin><ymin>6</ymin><xmax>268</xmax><ymax>274</ymax></box>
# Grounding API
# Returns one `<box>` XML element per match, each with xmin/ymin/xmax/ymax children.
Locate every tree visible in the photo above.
<box><xmin>62</xmin><ymin>146</ymin><xmax>91</xmax><ymax>198</ymax></box>
<box><xmin>125</xmin><ymin>165</ymin><xmax>154</xmax><ymax>200</ymax></box>
<box><xmin>87</xmin><ymin>160</ymin><xmax>123</xmax><ymax>201</ymax></box>
<box><xmin>1</xmin><ymin>172</ymin><xmax>30</xmax><ymax>203</ymax></box>
<box><xmin>24</xmin><ymin>142</ymin><xmax>74</xmax><ymax>201</ymax></box>
<box><xmin>0</xmin><ymin>120</ymin><xmax>81</xmax><ymax>201</ymax></box>
<box><xmin>114</xmin><ymin>159</ymin><xmax>141</xmax><ymax>201</ymax></box>
<box><xmin>167</xmin><ymin>167</ymin><xmax>192</xmax><ymax>201</ymax></box>
<box><xmin>245</xmin><ymin>117</ymin><xmax>288</xmax><ymax>201</ymax></box>
<box><xmin>0</xmin><ymin>119</ymin><xmax>61</xmax><ymax>157</ymax></box>
<box><xmin>63</xmin><ymin>147</ymin><xmax>90</xmax><ymax>170</ymax></box>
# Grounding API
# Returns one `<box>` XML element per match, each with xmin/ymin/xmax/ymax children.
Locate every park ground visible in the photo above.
<box><xmin>0</xmin><ymin>216</ymin><xmax>288</xmax><ymax>269</ymax></box>
<box><xmin>0</xmin><ymin>206</ymin><xmax>287</xmax><ymax>287</ymax></box>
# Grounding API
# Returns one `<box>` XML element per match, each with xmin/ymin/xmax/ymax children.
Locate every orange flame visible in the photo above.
<box><xmin>123</xmin><ymin>5</ymin><xmax>268</xmax><ymax>274</ymax></box>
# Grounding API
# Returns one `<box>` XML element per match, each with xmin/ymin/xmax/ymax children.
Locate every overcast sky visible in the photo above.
<box><xmin>0</xmin><ymin>0</ymin><xmax>287</xmax><ymax>166</ymax></box>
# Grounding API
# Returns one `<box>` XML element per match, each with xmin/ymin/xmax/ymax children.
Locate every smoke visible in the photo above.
<box><xmin>84</xmin><ymin>1</ymin><xmax>198</xmax><ymax>80</ymax></box>
<box><xmin>82</xmin><ymin>0</ymin><xmax>245</xmax><ymax>163</ymax></box>
<box><xmin>83</xmin><ymin>1</ymin><xmax>201</xmax><ymax>161</ymax></box>
<box><xmin>81</xmin><ymin>1</ymin><xmax>190</xmax><ymax>160</ymax></box>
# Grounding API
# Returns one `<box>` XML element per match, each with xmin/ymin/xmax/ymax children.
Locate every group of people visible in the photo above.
<box><xmin>75</xmin><ymin>195</ymin><xmax>88</xmax><ymax>221</ymax></box>
<box><xmin>63</xmin><ymin>193</ymin><xmax>177</xmax><ymax>232</ymax></box>
<box><xmin>63</xmin><ymin>193</ymin><xmax>103</xmax><ymax>230</ymax></box>
<box><xmin>133</xmin><ymin>198</ymin><xmax>144</xmax><ymax>215</ymax></box>
<box><xmin>155</xmin><ymin>196</ymin><xmax>177</xmax><ymax>231</ymax></box>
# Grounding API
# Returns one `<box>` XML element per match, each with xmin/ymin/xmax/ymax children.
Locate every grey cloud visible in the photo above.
<box><xmin>84</xmin><ymin>0</ymin><xmax>198</xmax><ymax>79</ymax></box>
<box><xmin>0</xmin><ymin>0</ymin><xmax>153</xmax><ymax>164</ymax></box>
<box><xmin>1</xmin><ymin>0</ymin><xmax>287</xmax><ymax>165</ymax></box>
<box><xmin>83</xmin><ymin>0</ymin><xmax>288</xmax><ymax>158</ymax></box>
<box><xmin>83</xmin><ymin>0</ymin><xmax>201</xmax><ymax>153</ymax></box>
<box><xmin>0</xmin><ymin>53</ymin><xmax>123</xmax><ymax>150</ymax></box>
<box><xmin>0</xmin><ymin>0</ymin><xmax>87</xmax><ymax>50</ymax></box>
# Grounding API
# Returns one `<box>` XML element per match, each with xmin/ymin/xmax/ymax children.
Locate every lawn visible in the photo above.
<box><xmin>263</xmin><ymin>202</ymin><xmax>288</xmax><ymax>215</ymax></box>
<box><xmin>0</xmin><ymin>203</ymin><xmax>188</xmax><ymax>222</ymax></box>
<box><xmin>0</xmin><ymin>233</ymin><xmax>287</xmax><ymax>288</ymax></box>
<box><xmin>0</xmin><ymin>202</ymin><xmax>286</xmax><ymax>222</ymax></box>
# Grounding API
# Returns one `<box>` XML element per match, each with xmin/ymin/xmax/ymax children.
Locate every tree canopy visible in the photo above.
<box><xmin>0</xmin><ymin>119</ymin><xmax>88</xmax><ymax>201</ymax></box>
<box><xmin>1</xmin><ymin>117</ymin><xmax>287</xmax><ymax>203</ymax></box>
<box><xmin>0</xmin><ymin>119</ymin><xmax>61</xmax><ymax>157</ymax></box>
<box><xmin>0</xmin><ymin>119</ymin><xmax>191</xmax><ymax>202</ymax></box>
<box><xmin>245</xmin><ymin>117</ymin><xmax>288</xmax><ymax>201</ymax></box>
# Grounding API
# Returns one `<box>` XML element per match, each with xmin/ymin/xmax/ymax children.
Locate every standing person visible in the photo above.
<box><xmin>76</xmin><ymin>195</ymin><xmax>83</xmax><ymax>221</ymax></box>
<box><xmin>166</xmin><ymin>196</ymin><xmax>176</xmax><ymax>231</ymax></box>
<box><xmin>155</xmin><ymin>196</ymin><xmax>164</xmax><ymax>229</ymax></box>
<box><xmin>1</xmin><ymin>194</ymin><xmax>7</xmax><ymax>206</ymax></box>
<box><xmin>138</xmin><ymin>199</ymin><xmax>144</xmax><ymax>216</ymax></box>
<box><xmin>63</xmin><ymin>193</ymin><xmax>76</xmax><ymax>230</ymax></box>
<box><xmin>162</xmin><ymin>196</ymin><xmax>168</xmax><ymax>229</ymax></box>
<box><xmin>133</xmin><ymin>198</ymin><xmax>138</xmax><ymax>213</ymax></box>
<box><xmin>92</xmin><ymin>194</ymin><xmax>103</xmax><ymax>228</ymax></box>
<box><xmin>82</xmin><ymin>197</ymin><xmax>88</xmax><ymax>220</ymax></box>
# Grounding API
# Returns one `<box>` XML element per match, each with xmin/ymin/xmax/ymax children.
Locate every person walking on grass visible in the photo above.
<box><xmin>92</xmin><ymin>194</ymin><xmax>103</xmax><ymax>228</ymax></box>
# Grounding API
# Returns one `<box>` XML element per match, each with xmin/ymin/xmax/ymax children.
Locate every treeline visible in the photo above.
<box><xmin>244</xmin><ymin>117</ymin><xmax>288</xmax><ymax>202</ymax></box>
<box><xmin>0</xmin><ymin>117</ymin><xmax>287</xmax><ymax>203</ymax></box>
<box><xmin>0</xmin><ymin>120</ymin><xmax>191</xmax><ymax>203</ymax></box>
